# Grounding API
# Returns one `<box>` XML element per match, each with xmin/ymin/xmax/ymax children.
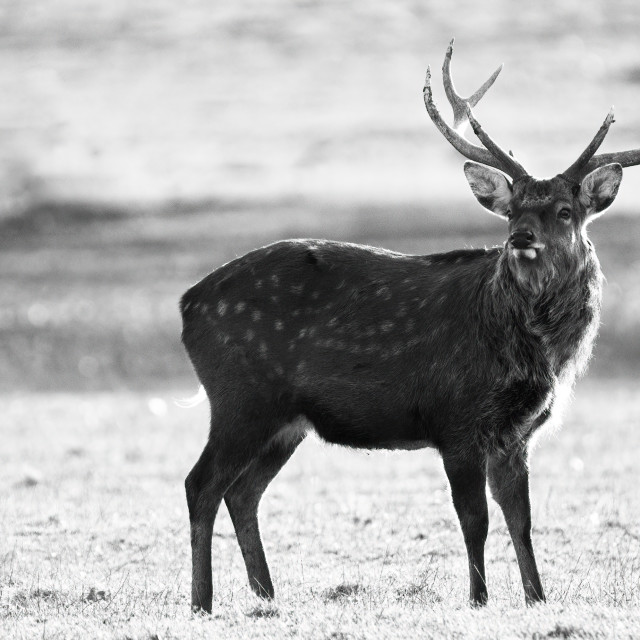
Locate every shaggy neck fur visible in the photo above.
<box><xmin>484</xmin><ymin>245</ymin><xmax>603</xmax><ymax>383</ymax></box>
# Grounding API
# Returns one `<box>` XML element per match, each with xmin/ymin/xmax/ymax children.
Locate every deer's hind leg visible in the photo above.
<box><xmin>225</xmin><ymin>422</ymin><xmax>307</xmax><ymax>599</ymax></box>
<box><xmin>185</xmin><ymin>395</ymin><xmax>280</xmax><ymax>613</ymax></box>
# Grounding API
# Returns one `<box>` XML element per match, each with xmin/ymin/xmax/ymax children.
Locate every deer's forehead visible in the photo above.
<box><xmin>513</xmin><ymin>179</ymin><xmax>573</xmax><ymax>209</ymax></box>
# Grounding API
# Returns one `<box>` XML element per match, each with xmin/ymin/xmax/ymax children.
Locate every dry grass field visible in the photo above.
<box><xmin>2</xmin><ymin>1</ymin><xmax>640</xmax><ymax>638</ymax></box>
<box><xmin>2</xmin><ymin>382</ymin><xmax>640</xmax><ymax>639</ymax></box>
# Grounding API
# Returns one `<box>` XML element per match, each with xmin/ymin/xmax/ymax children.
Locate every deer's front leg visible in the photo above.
<box><xmin>487</xmin><ymin>449</ymin><xmax>545</xmax><ymax>604</ymax></box>
<box><xmin>443</xmin><ymin>455</ymin><xmax>489</xmax><ymax>606</ymax></box>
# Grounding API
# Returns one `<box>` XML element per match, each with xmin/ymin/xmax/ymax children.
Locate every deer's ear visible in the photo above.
<box><xmin>579</xmin><ymin>163</ymin><xmax>623</xmax><ymax>220</ymax></box>
<box><xmin>463</xmin><ymin>162</ymin><xmax>513</xmax><ymax>218</ymax></box>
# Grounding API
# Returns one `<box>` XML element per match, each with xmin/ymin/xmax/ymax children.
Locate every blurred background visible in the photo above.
<box><xmin>2</xmin><ymin>0</ymin><xmax>640</xmax><ymax>391</ymax></box>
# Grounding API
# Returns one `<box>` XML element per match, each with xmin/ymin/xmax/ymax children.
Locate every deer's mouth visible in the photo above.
<box><xmin>511</xmin><ymin>244</ymin><xmax>545</xmax><ymax>261</ymax></box>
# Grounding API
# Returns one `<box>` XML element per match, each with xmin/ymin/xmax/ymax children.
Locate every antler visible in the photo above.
<box><xmin>423</xmin><ymin>39</ymin><xmax>528</xmax><ymax>179</ymax></box>
<box><xmin>563</xmin><ymin>108</ymin><xmax>640</xmax><ymax>181</ymax></box>
<box><xmin>441</xmin><ymin>38</ymin><xmax>503</xmax><ymax>133</ymax></box>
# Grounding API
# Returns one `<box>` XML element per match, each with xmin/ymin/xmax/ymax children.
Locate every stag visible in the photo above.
<box><xmin>181</xmin><ymin>40</ymin><xmax>640</xmax><ymax>611</ymax></box>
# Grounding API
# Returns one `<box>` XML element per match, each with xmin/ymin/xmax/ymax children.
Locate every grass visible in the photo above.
<box><xmin>2</xmin><ymin>381</ymin><xmax>640</xmax><ymax>638</ymax></box>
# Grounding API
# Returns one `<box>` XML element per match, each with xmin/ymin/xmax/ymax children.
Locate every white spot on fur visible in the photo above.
<box><xmin>259</xmin><ymin>341</ymin><xmax>268</xmax><ymax>357</ymax></box>
<box><xmin>256</xmin><ymin>280</ymin><xmax>263</xmax><ymax>289</ymax></box>
<box><xmin>235</xmin><ymin>301</ymin><xmax>246</xmax><ymax>313</ymax></box>
<box><xmin>275</xmin><ymin>319</ymin><xmax>284</xmax><ymax>330</ymax></box>
<box><xmin>380</xmin><ymin>321</ymin><xmax>394</xmax><ymax>333</ymax></box>
<box><xmin>298</xmin><ymin>328</ymin><xmax>308</xmax><ymax>339</ymax></box>
<box><xmin>217</xmin><ymin>300</ymin><xmax>228</xmax><ymax>316</ymax></box>
<box><xmin>252</xmin><ymin>310</ymin><xmax>262</xmax><ymax>322</ymax></box>
<box><xmin>376</xmin><ymin>286</ymin><xmax>391</xmax><ymax>300</ymax></box>
<box><xmin>311</xmin><ymin>291</ymin><xmax>320</xmax><ymax>300</ymax></box>
<box><xmin>291</xmin><ymin>284</ymin><xmax>304</xmax><ymax>294</ymax></box>
<box><xmin>245</xmin><ymin>329</ymin><xmax>255</xmax><ymax>341</ymax></box>
<box><xmin>271</xmin><ymin>274</ymin><xmax>279</xmax><ymax>286</ymax></box>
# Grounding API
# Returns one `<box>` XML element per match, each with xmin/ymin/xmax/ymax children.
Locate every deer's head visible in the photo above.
<box><xmin>424</xmin><ymin>40</ymin><xmax>638</xmax><ymax>294</ymax></box>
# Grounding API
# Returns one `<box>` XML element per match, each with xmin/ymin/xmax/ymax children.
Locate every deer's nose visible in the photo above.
<box><xmin>509</xmin><ymin>230</ymin><xmax>534</xmax><ymax>249</ymax></box>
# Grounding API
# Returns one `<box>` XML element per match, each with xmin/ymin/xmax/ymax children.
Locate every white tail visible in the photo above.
<box><xmin>175</xmin><ymin>385</ymin><xmax>207</xmax><ymax>408</ymax></box>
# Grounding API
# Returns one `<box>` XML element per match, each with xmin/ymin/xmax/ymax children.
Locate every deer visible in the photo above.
<box><xmin>180</xmin><ymin>40</ymin><xmax>640</xmax><ymax>612</ymax></box>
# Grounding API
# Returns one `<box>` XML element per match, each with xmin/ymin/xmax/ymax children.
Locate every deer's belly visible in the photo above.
<box><xmin>270</xmin><ymin>416</ymin><xmax>436</xmax><ymax>452</ymax></box>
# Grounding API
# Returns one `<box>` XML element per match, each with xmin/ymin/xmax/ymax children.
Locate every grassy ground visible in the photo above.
<box><xmin>2</xmin><ymin>381</ymin><xmax>640</xmax><ymax>639</ymax></box>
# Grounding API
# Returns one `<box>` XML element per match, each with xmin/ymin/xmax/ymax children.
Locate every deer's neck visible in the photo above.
<box><xmin>488</xmin><ymin>250</ymin><xmax>603</xmax><ymax>380</ymax></box>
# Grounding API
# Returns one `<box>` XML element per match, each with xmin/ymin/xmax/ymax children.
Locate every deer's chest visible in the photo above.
<box><xmin>485</xmin><ymin>376</ymin><xmax>556</xmax><ymax>454</ymax></box>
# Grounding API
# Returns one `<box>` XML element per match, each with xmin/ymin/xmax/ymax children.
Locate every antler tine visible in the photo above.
<box><xmin>583</xmin><ymin>148</ymin><xmax>640</xmax><ymax>173</ymax></box>
<box><xmin>442</xmin><ymin>38</ymin><xmax>504</xmax><ymax>132</ymax></box>
<box><xmin>563</xmin><ymin>109</ymin><xmax>616</xmax><ymax>181</ymax></box>
<box><xmin>465</xmin><ymin>103</ymin><xmax>528</xmax><ymax>178</ymax></box>
<box><xmin>564</xmin><ymin>109</ymin><xmax>640</xmax><ymax>178</ymax></box>
<box><xmin>424</xmin><ymin>66</ymin><xmax>520</xmax><ymax>177</ymax></box>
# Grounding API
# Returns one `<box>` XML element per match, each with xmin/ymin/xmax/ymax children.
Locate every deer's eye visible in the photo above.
<box><xmin>557</xmin><ymin>208</ymin><xmax>572</xmax><ymax>221</ymax></box>
<box><xmin>506</xmin><ymin>210</ymin><xmax>514</xmax><ymax>221</ymax></box>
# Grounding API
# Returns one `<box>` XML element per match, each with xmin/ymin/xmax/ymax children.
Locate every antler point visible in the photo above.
<box><xmin>605</xmin><ymin>107</ymin><xmax>615</xmax><ymax>126</ymax></box>
<box><xmin>446</xmin><ymin>39</ymin><xmax>454</xmax><ymax>59</ymax></box>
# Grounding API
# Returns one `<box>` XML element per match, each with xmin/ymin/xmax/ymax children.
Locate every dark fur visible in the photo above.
<box><xmin>181</xmin><ymin>183</ymin><xmax>604</xmax><ymax>610</ymax></box>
